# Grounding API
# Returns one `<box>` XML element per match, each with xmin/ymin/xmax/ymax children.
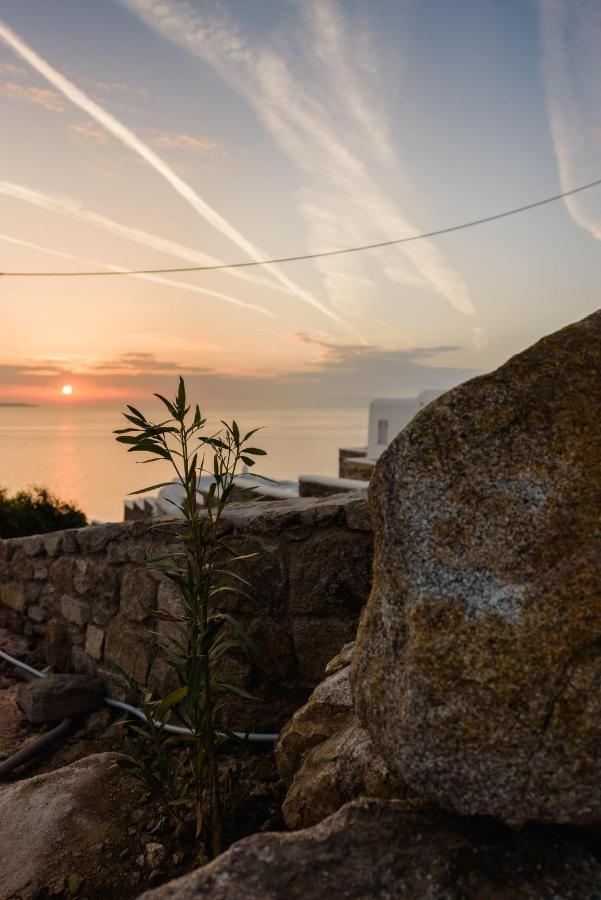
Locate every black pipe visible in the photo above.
<box><xmin>0</xmin><ymin>717</ymin><xmax>72</xmax><ymax>778</ymax></box>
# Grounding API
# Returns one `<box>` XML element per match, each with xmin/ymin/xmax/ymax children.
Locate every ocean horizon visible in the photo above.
<box><xmin>0</xmin><ymin>404</ymin><xmax>368</xmax><ymax>523</ymax></box>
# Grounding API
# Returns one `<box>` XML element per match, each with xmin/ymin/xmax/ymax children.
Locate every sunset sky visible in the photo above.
<box><xmin>0</xmin><ymin>0</ymin><xmax>600</xmax><ymax>407</ymax></box>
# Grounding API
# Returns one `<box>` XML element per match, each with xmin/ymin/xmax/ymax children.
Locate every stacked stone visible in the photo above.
<box><xmin>0</xmin><ymin>492</ymin><xmax>372</xmax><ymax>731</ymax></box>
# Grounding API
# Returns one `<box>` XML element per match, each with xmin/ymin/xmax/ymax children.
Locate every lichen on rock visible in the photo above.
<box><xmin>352</xmin><ymin>309</ymin><xmax>601</xmax><ymax>825</ymax></box>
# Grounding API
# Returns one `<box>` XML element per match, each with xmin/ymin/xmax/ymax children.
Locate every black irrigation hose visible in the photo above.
<box><xmin>0</xmin><ymin>716</ymin><xmax>72</xmax><ymax>778</ymax></box>
<box><xmin>0</xmin><ymin>648</ymin><xmax>279</xmax><ymax>756</ymax></box>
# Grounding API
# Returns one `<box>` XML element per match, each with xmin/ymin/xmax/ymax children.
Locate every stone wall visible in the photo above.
<box><xmin>0</xmin><ymin>492</ymin><xmax>372</xmax><ymax>731</ymax></box>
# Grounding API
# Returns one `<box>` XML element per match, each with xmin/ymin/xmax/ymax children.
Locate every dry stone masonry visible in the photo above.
<box><xmin>0</xmin><ymin>492</ymin><xmax>372</xmax><ymax>731</ymax></box>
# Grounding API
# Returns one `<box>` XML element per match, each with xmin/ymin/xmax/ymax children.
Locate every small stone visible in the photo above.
<box><xmin>67</xmin><ymin>873</ymin><xmax>83</xmax><ymax>894</ymax></box>
<box><xmin>120</xmin><ymin>566</ymin><xmax>157</xmax><ymax>621</ymax></box>
<box><xmin>44</xmin><ymin>619</ymin><xmax>71</xmax><ymax>671</ymax></box>
<box><xmin>22</xmin><ymin>535</ymin><xmax>44</xmax><ymax>557</ymax></box>
<box><xmin>43</xmin><ymin>531</ymin><xmax>63</xmax><ymax>556</ymax></box>
<box><xmin>49</xmin><ymin>556</ymin><xmax>74</xmax><ymax>593</ymax></box>
<box><xmin>17</xmin><ymin>673</ymin><xmax>104</xmax><ymax>723</ymax></box>
<box><xmin>85</xmin><ymin>624</ymin><xmax>105</xmax><ymax>660</ymax></box>
<box><xmin>0</xmin><ymin>583</ymin><xmax>25</xmax><ymax>612</ymax></box>
<box><xmin>61</xmin><ymin>594</ymin><xmax>91</xmax><ymax>626</ymax></box>
<box><xmin>28</xmin><ymin>604</ymin><xmax>47</xmax><ymax>624</ymax></box>
<box><xmin>34</xmin><ymin>561</ymin><xmax>49</xmax><ymax>580</ymax></box>
<box><xmin>145</xmin><ymin>843</ymin><xmax>167</xmax><ymax>870</ymax></box>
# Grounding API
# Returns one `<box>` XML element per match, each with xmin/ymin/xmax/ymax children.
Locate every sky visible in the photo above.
<box><xmin>0</xmin><ymin>0</ymin><xmax>599</xmax><ymax>408</ymax></box>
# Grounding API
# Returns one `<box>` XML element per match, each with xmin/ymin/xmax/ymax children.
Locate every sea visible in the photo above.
<box><xmin>0</xmin><ymin>405</ymin><xmax>367</xmax><ymax>523</ymax></box>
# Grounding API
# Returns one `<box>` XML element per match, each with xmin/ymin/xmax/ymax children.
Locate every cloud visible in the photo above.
<box><xmin>0</xmin><ymin>16</ymin><xmax>343</xmax><ymax>327</ymax></box>
<box><xmin>0</xmin><ymin>231</ymin><xmax>277</xmax><ymax>318</ymax></box>
<box><xmin>0</xmin><ymin>352</ymin><xmax>211</xmax><ymax>379</ymax></box>
<box><xmin>120</xmin><ymin>0</ymin><xmax>474</xmax><ymax>318</ymax></box>
<box><xmin>0</xmin><ymin>60</ymin><xmax>26</xmax><ymax>77</ymax></box>
<box><xmin>96</xmin><ymin>80</ymin><xmax>148</xmax><ymax>97</ymax></box>
<box><xmin>0</xmin><ymin>79</ymin><xmax>63</xmax><ymax>111</ymax></box>
<box><xmin>0</xmin><ymin>179</ymin><xmax>292</xmax><ymax>300</ymax></box>
<box><xmin>69</xmin><ymin>120</ymin><xmax>108</xmax><ymax>143</ymax></box>
<box><xmin>87</xmin><ymin>351</ymin><xmax>211</xmax><ymax>375</ymax></box>
<box><xmin>0</xmin><ymin>342</ymin><xmax>476</xmax><ymax>409</ymax></box>
<box><xmin>538</xmin><ymin>0</ymin><xmax>601</xmax><ymax>240</ymax></box>
<box><xmin>295</xmin><ymin>331</ymin><xmax>462</xmax><ymax>370</ymax></box>
<box><xmin>150</xmin><ymin>130</ymin><xmax>221</xmax><ymax>152</ymax></box>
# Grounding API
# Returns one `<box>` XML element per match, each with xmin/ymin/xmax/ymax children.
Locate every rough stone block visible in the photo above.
<box><xmin>288</xmin><ymin>529</ymin><xmax>372</xmax><ymax>615</ymax></box>
<box><xmin>292</xmin><ymin>616</ymin><xmax>357</xmax><ymax>686</ymax></box>
<box><xmin>17</xmin><ymin>673</ymin><xmax>104</xmax><ymax>723</ymax></box>
<box><xmin>147</xmin><ymin>658</ymin><xmax>179</xmax><ymax>698</ymax></box>
<box><xmin>71</xmin><ymin>646</ymin><xmax>98</xmax><ymax>677</ymax></box>
<box><xmin>33</xmin><ymin>561</ymin><xmax>49</xmax><ymax>580</ymax></box>
<box><xmin>105</xmin><ymin>621</ymin><xmax>153</xmax><ymax>683</ymax></box>
<box><xmin>49</xmin><ymin>557</ymin><xmax>74</xmax><ymax>593</ymax></box>
<box><xmin>22</xmin><ymin>535</ymin><xmax>45</xmax><ymax>557</ymax></box>
<box><xmin>0</xmin><ymin>583</ymin><xmax>25</xmax><ymax>612</ymax></box>
<box><xmin>76</xmin><ymin>523</ymin><xmax>125</xmax><ymax>554</ymax></box>
<box><xmin>91</xmin><ymin>594</ymin><xmax>119</xmax><ymax>626</ymax></box>
<box><xmin>345</xmin><ymin>495</ymin><xmax>372</xmax><ymax>531</ymax></box>
<box><xmin>27</xmin><ymin>605</ymin><xmax>47</xmax><ymax>624</ymax></box>
<box><xmin>156</xmin><ymin>579</ymin><xmax>184</xmax><ymax>615</ymax></box>
<box><xmin>9</xmin><ymin>552</ymin><xmax>34</xmax><ymax>579</ymax></box>
<box><xmin>42</xmin><ymin>530</ymin><xmax>63</xmax><ymax>556</ymax></box>
<box><xmin>85</xmin><ymin>624</ymin><xmax>105</xmax><ymax>660</ymax></box>
<box><xmin>120</xmin><ymin>566</ymin><xmax>157</xmax><ymax>621</ymax></box>
<box><xmin>60</xmin><ymin>594</ymin><xmax>91</xmax><ymax>626</ymax></box>
<box><xmin>44</xmin><ymin>618</ymin><xmax>71</xmax><ymax>671</ymax></box>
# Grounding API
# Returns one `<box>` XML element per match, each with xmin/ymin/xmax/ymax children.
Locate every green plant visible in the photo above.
<box><xmin>0</xmin><ymin>486</ymin><xmax>87</xmax><ymax>538</ymax></box>
<box><xmin>114</xmin><ymin>377</ymin><xmax>266</xmax><ymax>857</ymax></box>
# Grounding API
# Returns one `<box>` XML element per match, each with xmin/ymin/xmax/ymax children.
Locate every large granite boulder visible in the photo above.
<box><xmin>137</xmin><ymin>798</ymin><xmax>601</xmax><ymax>899</ymax></box>
<box><xmin>276</xmin><ymin>642</ymin><xmax>401</xmax><ymax>828</ymax></box>
<box><xmin>352</xmin><ymin>310</ymin><xmax>601</xmax><ymax>825</ymax></box>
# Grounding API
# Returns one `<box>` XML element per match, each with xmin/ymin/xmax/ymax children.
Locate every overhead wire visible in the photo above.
<box><xmin>1</xmin><ymin>175</ymin><xmax>600</xmax><ymax>278</ymax></box>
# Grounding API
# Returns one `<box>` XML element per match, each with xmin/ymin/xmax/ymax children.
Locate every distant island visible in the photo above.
<box><xmin>0</xmin><ymin>403</ymin><xmax>38</xmax><ymax>408</ymax></box>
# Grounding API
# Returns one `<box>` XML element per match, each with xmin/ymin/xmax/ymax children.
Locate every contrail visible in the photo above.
<box><xmin>0</xmin><ymin>232</ymin><xmax>277</xmax><ymax>317</ymax></box>
<box><xmin>0</xmin><ymin>180</ymin><xmax>291</xmax><ymax>297</ymax></box>
<box><xmin>0</xmin><ymin>18</ymin><xmax>343</xmax><ymax>326</ymax></box>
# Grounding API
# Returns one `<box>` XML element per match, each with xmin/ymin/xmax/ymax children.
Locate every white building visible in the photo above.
<box><xmin>367</xmin><ymin>390</ymin><xmax>444</xmax><ymax>460</ymax></box>
<box><xmin>337</xmin><ymin>389</ymin><xmax>446</xmax><ymax>481</ymax></box>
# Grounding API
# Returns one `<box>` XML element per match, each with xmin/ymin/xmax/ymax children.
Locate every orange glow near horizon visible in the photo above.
<box><xmin>0</xmin><ymin>381</ymin><xmax>140</xmax><ymax>406</ymax></box>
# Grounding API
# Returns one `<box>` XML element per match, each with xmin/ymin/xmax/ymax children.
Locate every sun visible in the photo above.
<box><xmin>61</xmin><ymin>384</ymin><xmax>73</xmax><ymax>396</ymax></box>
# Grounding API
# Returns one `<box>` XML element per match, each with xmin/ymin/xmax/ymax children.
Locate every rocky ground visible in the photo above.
<box><xmin>0</xmin><ymin>631</ymin><xmax>285</xmax><ymax>899</ymax></box>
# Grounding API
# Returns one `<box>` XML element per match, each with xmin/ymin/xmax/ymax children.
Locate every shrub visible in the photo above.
<box><xmin>114</xmin><ymin>377</ymin><xmax>266</xmax><ymax>857</ymax></box>
<box><xmin>0</xmin><ymin>486</ymin><xmax>87</xmax><ymax>538</ymax></box>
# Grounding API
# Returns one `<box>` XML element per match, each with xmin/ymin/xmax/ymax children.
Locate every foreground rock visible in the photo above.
<box><xmin>0</xmin><ymin>752</ymin><xmax>142</xmax><ymax>899</ymax></box>
<box><xmin>17</xmin><ymin>673</ymin><xmax>104</xmax><ymax>723</ymax></box>
<box><xmin>276</xmin><ymin>642</ymin><xmax>400</xmax><ymax>828</ymax></box>
<box><xmin>138</xmin><ymin>798</ymin><xmax>601</xmax><ymax>899</ymax></box>
<box><xmin>352</xmin><ymin>310</ymin><xmax>601</xmax><ymax>825</ymax></box>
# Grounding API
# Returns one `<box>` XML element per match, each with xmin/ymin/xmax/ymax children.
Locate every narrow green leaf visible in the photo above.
<box><xmin>156</xmin><ymin>685</ymin><xmax>188</xmax><ymax>719</ymax></box>
<box><xmin>127</xmin><ymin>482</ymin><xmax>173</xmax><ymax>496</ymax></box>
<box><xmin>154</xmin><ymin>393</ymin><xmax>178</xmax><ymax>417</ymax></box>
